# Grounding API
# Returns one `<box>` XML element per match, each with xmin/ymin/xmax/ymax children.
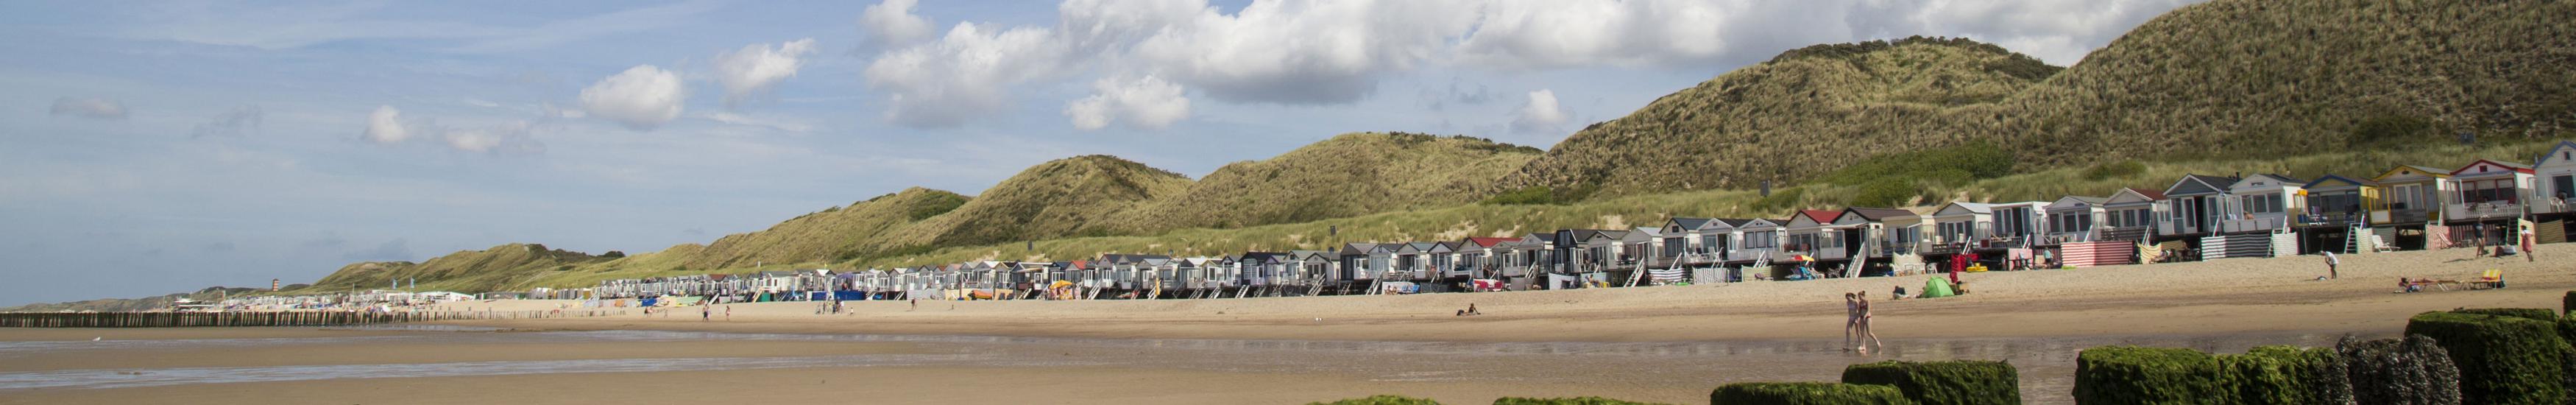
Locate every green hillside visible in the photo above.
<box><xmin>1496</xmin><ymin>36</ymin><xmax>2052</xmax><ymax>198</ymax></box>
<box><xmin>884</xmin><ymin>155</ymin><xmax>1194</xmax><ymax>251</ymax></box>
<box><xmin>308</xmin><ymin>244</ymin><xmax>606</xmax><ymax>292</ymax></box>
<box><xmin>1504</xmin><ymin>0</ymin><xmax>2576</xmax><ymax>200</ymax></box>
<box><xmin>682</xmin><ymin>187</ymin><xmax>968</xmax><ymax>270</ymax></box>
<box><xmin>1</xmin><ymin>286</ymin><xmax>260</xmax><ymax>312</ymax></box>
<box><xmin>1103</xmin><ymin>132</ymin><xmax>1540</xmax><ymax>232</ymax></box>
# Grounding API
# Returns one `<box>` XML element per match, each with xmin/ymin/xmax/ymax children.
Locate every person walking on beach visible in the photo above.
<box><xmin>1842</xmin><ymin>292</ymin><xmax>1861</xmax><ymax>351</ymax></box>
<box><xmin>2322</xmin><ymin>251</ymin><xmax>2339</xmax><ymax>280</ymax></box>
<box><xmin>2521</xmin><ymin>219</ymin><xmax>2538</xmax><ymax>262</ymax></box>
<box><xmin>724</xmin><ymin>305</ymin><xmax>732</xmax><ymax>321</ymax></box>
<box><xmin>2471</xmin><ymin>224</ymin><xmax>2489</xmax><ymax>258</ymax></box>
<box><xmin>1855</xmin><ymin>292</ymin><xmax>1884</xmax><ymax>353</ymax></box>
<box><xmin>701</xmin><ymin>304</ymin><xmax>710</xmax><ymax>321</ymax></box>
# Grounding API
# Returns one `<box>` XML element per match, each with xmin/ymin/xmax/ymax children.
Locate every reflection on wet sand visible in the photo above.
<box><xmin>0</xmin><ymin>328</ymin><xmax>2379</xmax><ymax>403</ymax></box>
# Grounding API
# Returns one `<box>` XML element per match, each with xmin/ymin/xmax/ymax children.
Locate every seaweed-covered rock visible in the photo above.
<box><xmin>2235</xmin><ymin>345</ymin><xmax>2353</xmax><ymax>405</ymax></box>
<box><xmin>1840</xmin><ymin>360</ymin><xmax>2019</xmax><ymax>405</ymax></box>
<box><xmin>1711</xmin><ymin>382</ymin><xmax>1917</xmax><ymax>405</ymax></box>
<box><xmin>1312</xmin><ymin>395</ymin><xmax>1443</xmax><ymax>405</ymax></box>
<box><xmin>1491</xmin><ymin>397</ymin><xmax>1670</xmax><ymax>405</ymax></box>
<box><xmin>2075</xmin><ymin>346</ymin><xmax>2224</xmax><ymax>404</ymax></box>
<box><xmin>2405</xmin><ymin>311</ymin><xmax>2563</xmax><ymax>405</ymax></box>
<box><xmin>2338</xmin><ymin>335</ymin><xmax>2460</xmax><ymax>405</ymax></box>
<box><xmin>2450</xmin><ymin>308</ymin><xmax>2561</xmax><ymax>322</ymax></box>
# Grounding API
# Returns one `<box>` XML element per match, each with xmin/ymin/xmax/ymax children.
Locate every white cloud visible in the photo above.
<box><xmin>1454</xmin><ymin>1</ymin><xmax>1741</xmax><ymax>69</ymax></box>
<box><xmin>1910</xmin><ymin>0</ymin><xmax>2204</xmax><ymax>64</ymax></box>
<box><xmin>361</xmin><ymin>105</ymin><xmax>413</xmax><ymax>144</ymax></box>
<box><xmin>191</xmin><ymin>105</ymin><xmax>263</xmax><ymax>138</ymax></box>
<box><xmin>863</xmin><ymin>22</ymin><xmax>1064</xmax><ymax>128</ymax></box>
<box><xmin>358</xmin><ymin>105</ymin><xmax>545</xmax><ymax>153</ymax></box>
<box><xmin>1127</xmin><ymin>0</ymin><xmax>1479</xmax><ymax>104</ymax></box>
<box><xmin>1510</xmin><ymin>89</ymin><xmax>1567</xmax><ymax>134</ymax></box>
<box><xmin>712</xmin><ymin>38</ymin><xmax>818</xmax><ymax>107</ymax></box>
<box><xmin>579</xmin><ymin>65</ymin><xmax>686</xmax><ymax>131</ymax></box>
<box><xmin>49</xmin><ymin>96</ymin><xmax>129</xmax><ymax>120</ymax></box>
<box><xmin>698</xmin><ymin>111</ymin><xmax>815</xmax><ymax>133</ymax></box>
<box><xmin>860</xmin><ymin>0</ymin><xmax>937</xmax><ymax>47</ymax></box>
<box><xmin>1066</xmin><ymin>74</ymin><xmax>1190</xmax><ymax>130</ymax></box>
<box><xmin>849</xmin><ymin>0</ymin><xmax>2197</xmax><ymax>128</ymax></box>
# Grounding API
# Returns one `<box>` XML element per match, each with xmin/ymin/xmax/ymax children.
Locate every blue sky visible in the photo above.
<box><xmin>0</xmin><ymin>0</ymin><xmax>2198</xmax><ymax>306</ymax></box>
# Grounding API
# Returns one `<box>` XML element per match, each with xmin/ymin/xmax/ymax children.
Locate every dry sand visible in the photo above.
<box><xmin>450</xmin><ymin>244</ymin><xmax>2576</xmax><ymax>342</ymax></box>
<box><xmin>4</xmin><ymin>244</ymin><xmax>2571</xmax><ymax>405</ymax></box>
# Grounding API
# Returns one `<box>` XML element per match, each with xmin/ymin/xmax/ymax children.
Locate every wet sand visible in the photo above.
<box><xmin>3</xmin><ymin>245</ymin><xmax>2569</xmax><ymax>404</ymax></box>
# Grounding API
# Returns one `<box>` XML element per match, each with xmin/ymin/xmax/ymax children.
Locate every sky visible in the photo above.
<box><xmin>0</xmin><ymin>0</ymin><xmax>2203</xmax><ymax>306</ymax></box>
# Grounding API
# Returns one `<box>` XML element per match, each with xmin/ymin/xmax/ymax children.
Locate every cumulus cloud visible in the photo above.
<box><xmin>860</xmin><ymin>0</ymin><xmax>937</xmax><ymax>47</ymax></box>
<box><xmin>1128</xmin><ymin>1</ymin><xmax>1479</xmax><ymax>104</ymax></box>
<box><xmin>863</xmin><ymin>23</ymin><xmax>1064</xmax><ymax>128</ymax></box>
<box><xmin>579</xmin><ymin>65</ymin><xmax>686</xmax><ymax>131</ymax></box>
<box><xmin>713</xmin><ymin>38</ymin><xmax>818</xmax><ymax>107</ymax></box>
<box><xmin>49</xmin><ymin>96</ymin><xmax>128</xmax><ymax>120</ymax></box>
<box><xmin>1510</xmin><ymin>89</ymin><xmax>1568</xmax><ymax>134</ymax></box>
<box><xmin>1066</xmin><ymin>74</ymin><xmax>1190</xmax><ymax>130</ymax></box>
<box><xmin>356</xmin><ymin>105</ymin><xmax>545</xmax><ymax>154</ymax></box>
<box><xmin>1454</xmin><ymin>1</ymin><xmax>1741</xmax><ymax>69</ymax></box>
<box><xmin>191</xmin><ymin>105</ymin><xmax>263</xmax><ymax>138</ymax></box>
<box><xmin>854</xmin><ymin>0</ymin><xmax>2196</xmax><ymax>128</ymax></box>
<box><xmin>361</xmin><ymin>105</ymin><xmax>414</xmax><ymax>144</ymax></box>
<box><xmin>1909</xmin><ymin>0</ymin><xmax>2203</xmax><ymax>64</ymax></box>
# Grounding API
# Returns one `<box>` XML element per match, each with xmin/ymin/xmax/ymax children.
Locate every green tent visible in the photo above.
<box><xmin>1919</xmin><ymin>278</ymin><xmax>1957</xmax><ymax>298</ymax></box>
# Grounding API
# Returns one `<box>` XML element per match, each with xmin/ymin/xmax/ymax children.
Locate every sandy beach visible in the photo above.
<box><xmin>4</xmin><ymin>245</ymin><xmax>2570</xmax><ymax>405</ymax></box>
<box><xmin>448</xmin><ymin>244</ymin><xmax>2576</xmax><ymax>342</ymax></box>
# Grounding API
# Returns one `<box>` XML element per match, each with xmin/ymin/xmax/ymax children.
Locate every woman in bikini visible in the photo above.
<box><xmin>1843</xmin><ymin>292</ymin><xmax>1859</xmax><ymax>351</ymax></box>
<box><xmin>1855</xmin><ymin>292</ymin><xmax>1885</xmax><ymax>353</ymax></box>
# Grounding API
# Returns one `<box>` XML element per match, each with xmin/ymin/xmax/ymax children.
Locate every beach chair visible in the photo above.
<box><xmin>2470</xmin><ymin>270</ymin><xmax>2505</xmax><ymax>289</ymax></box>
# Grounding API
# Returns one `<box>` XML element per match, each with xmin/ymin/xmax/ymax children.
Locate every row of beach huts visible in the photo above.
<box><xmin>545</xmin><ymin>141</ymin><xmax>2576</xmax><ymax>302</ymax></box>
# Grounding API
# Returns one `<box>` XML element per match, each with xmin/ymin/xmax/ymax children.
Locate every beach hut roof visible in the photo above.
<box><xmin>2302</xmin><ymin>175</ymin><xmax>2373</xmax><ymax>189</ymax></box>
<box><xmin>1795</xmin><ymin>209</ymin><xmax>1839</xmax><ymax>223</ymax></box>
<box><xmin>2541</xmin><ymin>141</ymin><xmax>2576</xmax><ymax>166</ymax></box>
<box><xmin>1464</xmin><ymin>237</ymin><xmax>1516</xmax><ymax>247</ymax></box>
<box><xmin>2452</xmin><ymin>159</ymin><xmax>2535</xmax><ymax>175</ymax></box>
<box><xmin>1666</xmin><ymin>217</ymin><xmax>1714</xmax><ymax>231</ymax></box>
<box><xmin>1839</xmin><ymin>207</ymin><xmax>1917</xmax><ymax>222</ymax></box>
<box><xmin>2372</xmin><ymin>165</ymin><xmax>2452</xmax><ymax>182</ymax></box>
<box><xmin>2165</xmin><ymin>174</ymin><xmax>2240</xmax><ymax>197</ymax></box>
<box><xmin>1936</xmin><ymin>202</ymin><xmax>1993</xmax><ymax>216</ymax></box>
<box><xmin>2047</xmin><ymin>196</ymin><xmax>2109</xmax><ymax>211</ymax></box>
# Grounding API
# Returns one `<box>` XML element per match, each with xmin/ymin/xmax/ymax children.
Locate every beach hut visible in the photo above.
<box><xmin>1836</xmin><ymin>207</ymin><xmax>1920</xmax><ymax>276</ymax></box>
<box><xmin>2159</xmin><ymin>174</ymin><xmax>2242</xmax><ymax>242</ymax></box>
<box><xmin>1783</xmin><ymin>210</ymin><xmax>1844</xmax><ymax>266</ymax></box>
<box><xmin>1426</xmin><ymin>242</ymin><xmax>1460</xmax><ymax>284</ymax></box>
<box><xmin>2370</xmin><ymin>165</ymin><xmax>2453</xmax><ymax>250</ymax></box>
<box><xmin>2538</xmin><ymin>141</ymin><xmax>2576</xmax><ymax>215</ymax></box>
<box><xmin>2446</xmin><ymin>159</ymin><xmax>2537</xmax><ymax>225</ymax></box>
<box><xmin>2221</xmin><ymin>174</ymin><xmax>2306</xmax><ymax>235</ymax></box>
<box><xmin>2101</xmin><ymin>188</ymin><xmax>2165</xmax><ymax>243</ymax></box>
<box><xmin>1458</xmin><ymin>237</ymin><xmax>1514</xmax><ymax>280</ymax></box>
<box><xmin>2446</xmin><ymin>159</ymin><xmax>2537</xmax><ymax>250</ymax></box>
<box><xmin>1722</xmin><ymin>218</ymin><xmax>1784</xmax><ymax>266</ymax></box>
<box><xmin>2300</xmin><ymin>175</ymin><xmax>2380</xmax><ymax>254</ymax></box>
<box><xmin>2538</xmin><ymin>141</ymin><xmax>2576</xmax><ymax>242</ymax></box>
<box><xmin>1929</xmin><ymin>202</ymin><xmax>1994</xmax><ymax>254</ymax></box>
<box><xmin>2042</xmin><ymin>196</ymin><xmax>2109</xmax><ymax>244</ymax></box>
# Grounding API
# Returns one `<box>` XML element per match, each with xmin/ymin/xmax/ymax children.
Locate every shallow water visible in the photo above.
<box><xmin>0</xmin><ymin>328</ymin><xmax>2385</xmax><ymax>404</ymax></box>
